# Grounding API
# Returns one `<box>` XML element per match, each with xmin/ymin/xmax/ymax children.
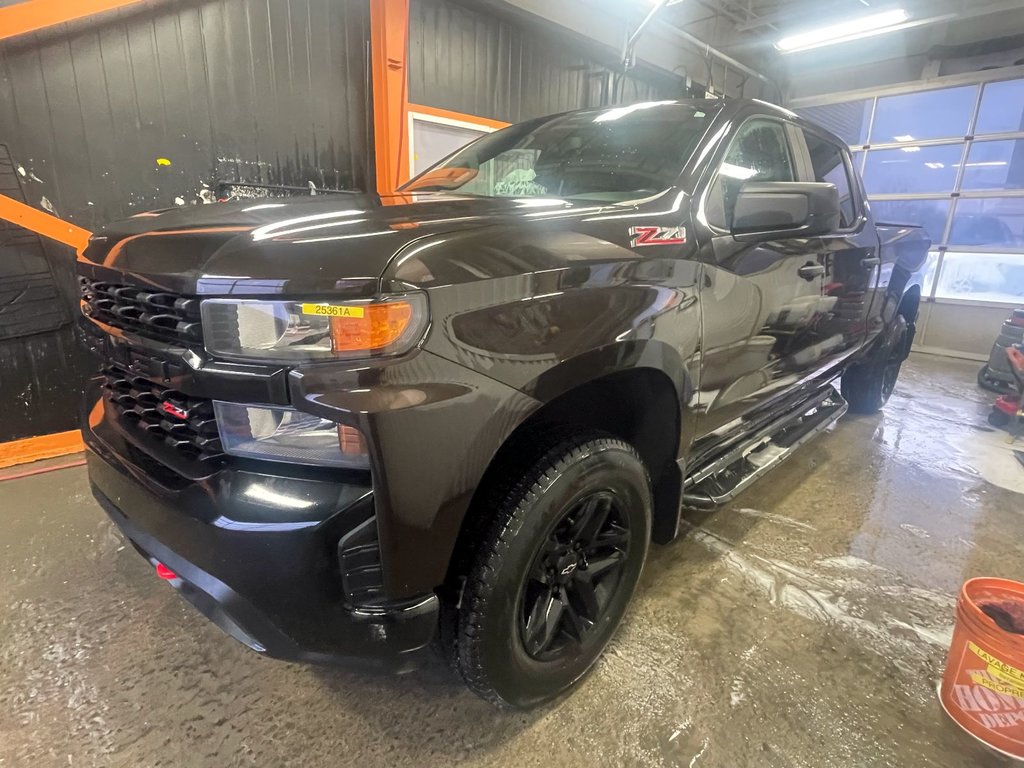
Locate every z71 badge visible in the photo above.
<box><xmin>629</xmin><ymin>225</ymin><xmax>687</xmax><ymax>247</ymax></box>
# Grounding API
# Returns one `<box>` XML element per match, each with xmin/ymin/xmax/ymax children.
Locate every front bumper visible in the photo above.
<box><xmin>84</xmin><ymin>401</ymin><xmax>439</xmax><ymax>670</ymax></box>
<box><xmin>78</xmin><ymin>302</ymin><xmax>540</xmax><ymax>667</ymax></box>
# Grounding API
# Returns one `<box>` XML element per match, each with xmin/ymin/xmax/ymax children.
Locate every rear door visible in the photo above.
<box><xmin>793</xmin><ymin>127</ymin><xmax>883</xmax><ymax>365</ymax></box>
<box><xmin>692</xmin><ymin>116</ymin><xmax>831</xmax><ymax>452</ymax></box>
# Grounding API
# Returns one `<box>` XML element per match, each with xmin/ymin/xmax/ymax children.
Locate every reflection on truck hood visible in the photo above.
<box><xmin>77</xmin><ymin>192</ymin><xmax>596</xmax><ymax>297</ymax></box>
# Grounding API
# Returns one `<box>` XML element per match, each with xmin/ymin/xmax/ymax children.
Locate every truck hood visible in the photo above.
<box><xmin>78</xmin><ymin>192</ymin><xmax>591</xmax><ymax>298</ymax></box>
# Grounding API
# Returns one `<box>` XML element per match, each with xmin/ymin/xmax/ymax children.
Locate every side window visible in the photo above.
<box><xmin>707</xmin><ymin>119</ymin><xmax>795</xmax><ymax>229</ymax></box>
<box><xmin>804</xmin><ymin>132</ymin><xmax>857</xmax><ymax>228</ymax></box>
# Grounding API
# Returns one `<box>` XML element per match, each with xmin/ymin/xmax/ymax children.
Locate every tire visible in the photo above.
<box><xmin>978</xmin><ymin>365</ymin><xmax>1015</xmax><ymax>396</ymax></box>
<box><xmin>454</xmin><ymin>433</ymin><xmax>652</xmax><ymax>709</ymax></box>
<box><xmin>842</xmin><ymin>315</ymin><xmax>909</xmax><ymax>414</ymax></box>
<box><xmin>979</xmin><ymin>365</ymin><xmax>994</xmax><ymax>391</ymax></box>
<box><xmin>989</xmin><ymin>409</ymin><xmax>1013</xmax><ymax>429</ymax></box>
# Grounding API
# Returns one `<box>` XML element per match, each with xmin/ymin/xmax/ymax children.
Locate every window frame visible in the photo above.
<box><xmin>868</xmin><ymin>84</ymin><xmax>979</xmax><ymax>145</ymax></box>
<box><xmin>698</xmin><ymin>114</ymin><xmax>802</xmax><ymax>235</ymax></box>
<box><xmin>794</xmin><ymin>125</ymin><xmax>865</xmax><ymax>234</ymax></box>
<box><xmin>791</xmin><ymin>66</ymin><xmax>1024</xmax><ymax>308</ymax></box>
<box><xmin>406</xmin><ymin>104</ymin><xmax>507</xmax><ymax>182</ymax></box>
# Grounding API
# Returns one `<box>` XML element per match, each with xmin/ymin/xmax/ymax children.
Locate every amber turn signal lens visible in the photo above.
<box><xmin>329</xmin><ymin>301</ymin><xmax>414</xmax><ymax>353</ymax></box>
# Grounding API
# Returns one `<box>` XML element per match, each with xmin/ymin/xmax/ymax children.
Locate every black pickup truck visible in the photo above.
<box><xmin>78</xmin><ymin>99</ymin><xmax>929</xmax><ymax>709</ymax></box>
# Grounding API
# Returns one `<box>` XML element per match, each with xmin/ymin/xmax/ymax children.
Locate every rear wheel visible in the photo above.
<box><xmin>842</xmin><ymin>315</ymin><xmax>909</xmax><ymax>414</ymax></box>
<box><xmin>454</xmin><ymin>434</ymin><xmax>651</xmax><ymax>709</ymax></box>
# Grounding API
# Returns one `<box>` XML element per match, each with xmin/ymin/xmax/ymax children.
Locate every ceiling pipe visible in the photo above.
<box><xmin>663</xmin><ymin>20</ymin><xmax>773</xmax><ymax>85</ymax></box>
<box><xmin>614</xmin><ymin>0</ymin><xmax>774</xmax><ymax>103</ymax></box>
<box><xmin>621</xmin><ymin>0</ymin><xmax>679</xmax><ymax>72</ymax></box>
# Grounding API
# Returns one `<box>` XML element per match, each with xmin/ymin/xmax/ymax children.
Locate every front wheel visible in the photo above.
<box><xmin>842</xmin><ymin>315</ymin><xmax>909</xmax><ymax>414</ymax></box>
<box><xmin>454</xmin><ymin>434</ymin><xmax>651</xmax><ymax>709</ymax></box>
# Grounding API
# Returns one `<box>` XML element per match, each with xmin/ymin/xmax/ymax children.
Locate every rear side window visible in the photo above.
<box><xmin>804</xmin><ymin>132</ymin><xmax>858</xmax><ymax>228</ymax></box>
<box><xmin>708</xmin><ymin>119</ymin><xmax>795</xmax><ymax>228</ymax></box>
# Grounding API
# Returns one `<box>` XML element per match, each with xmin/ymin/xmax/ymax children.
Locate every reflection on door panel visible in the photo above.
<box><xmin>698</xmin><ymin>244</ymin><xmax>830</xmax><ymax>443</ymax></box>
<box><xmin>803</xmin><ymin>130</ymin><xmax>881</xmax><ymax>356</ymax></box>
<box><xmin>695</xmin><ymin>118</ymin><xmax>834</xmax><ymax>448</ymax></box>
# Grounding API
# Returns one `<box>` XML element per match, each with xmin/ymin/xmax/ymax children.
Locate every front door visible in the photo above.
<box><xmin>692</xmin><ymin>117</ymin><xmax>834</xmax><ymax>455</ymax></box>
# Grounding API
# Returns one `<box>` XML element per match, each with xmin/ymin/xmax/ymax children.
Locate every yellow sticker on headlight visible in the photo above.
<box><xmin>300</xmin><ymin>303</ymin><xmax>365</xmax><ymax>318</ymax></box>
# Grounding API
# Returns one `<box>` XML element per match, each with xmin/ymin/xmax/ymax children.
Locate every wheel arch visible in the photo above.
<box><xmin>899</xmin><ymin>283</ymin><xmax>922</xmax><ymax>323</ymax></box>
<box><xmin>443</xmin><ymin>361</ymin><xmax>689</xmax><ymax>594</ymax></box>
<box><xmin>515</xmin><ymin>340</ymin><xmax>692</xmax><ymax>547</ymax></box>
<box><xmin>897</xmin><ymin>284</ymin><xmax>922</xmax><ymax>358</ymax></box>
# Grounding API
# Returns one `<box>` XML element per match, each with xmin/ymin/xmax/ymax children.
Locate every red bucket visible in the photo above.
<box><xmin>940</xmin><ymin>578</ymin><xmax>1024</xmax><ymax>760</ymax></box>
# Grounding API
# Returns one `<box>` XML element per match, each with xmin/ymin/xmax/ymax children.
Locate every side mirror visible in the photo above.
<box><xmin>731</xmin><ymin>181</ymin><xmax>841</xmax><ymax>242</ymax></box>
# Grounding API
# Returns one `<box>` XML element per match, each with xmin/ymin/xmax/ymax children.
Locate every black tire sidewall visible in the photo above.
<box><xmin>990</xmin><ymin>409</ymin><xmax>1012</xmax><ymax>428</ymax></box>
<box><xmin>462</xmin><ymin>441</ymin><xmax>651</xmax><ymax>709</ymax></box>
<box><xmin>843</xmin><ymin>315</ymin><xmax>908</xmax><ymax>413</ymax></box>
<box><xmin>879</xmin><ymin>316</ymin><xmax>909</xmax><ymax>405</ymax></box>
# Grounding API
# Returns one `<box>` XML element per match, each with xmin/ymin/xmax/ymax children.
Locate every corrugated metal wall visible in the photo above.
<box><xmin>0</xmin><ymin>143</ymin><xmax>93</xmax><ymax>442</ymax></box>
<box><xmin>409</xmin><ymin>0</ymin><xmax>682</xmax><ymax>123</ymax></box>
<box><xmin>0</xmin><ymin>0</ymin><xmax>371</xmax><ymax>228</ymax></box>
<box><xmin>0</xmin><ymin>0</ymin><xmax>371</xmax><ymax>442</ymax></box>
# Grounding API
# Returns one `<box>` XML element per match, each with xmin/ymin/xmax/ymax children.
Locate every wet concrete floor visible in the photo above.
<box><xmin>2</xmin><ymin>353</ymin><xmax>1023</xmax><ymax>767</ymax></box>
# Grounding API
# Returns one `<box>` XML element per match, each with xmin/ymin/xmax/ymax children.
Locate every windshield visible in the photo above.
<box><xmin>402</xmin><ymin>101</ymin><xmax>717</xmax><ymax>203</ymax></box>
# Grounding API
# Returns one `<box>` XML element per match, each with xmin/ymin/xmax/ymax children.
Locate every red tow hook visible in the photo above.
<box><xmin>155</xmin><ymin>562</ymin><xmax>178</xmax><ymax>581</ymax></box>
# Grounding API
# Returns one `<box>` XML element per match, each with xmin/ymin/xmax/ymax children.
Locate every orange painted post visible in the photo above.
<box><xmin>0</xmin><ymin>0</ymin><xmax>144</xmax><ymax>41</ymax></box>
<box><xmin>0</xmin><ymin>193</ymin><xmax>91</xmax><ymax>250</ymax></box>
<box><xmin>370</xmin><ymin>0</ymin><xmax>411</xmax><ymax>195</ymax></box>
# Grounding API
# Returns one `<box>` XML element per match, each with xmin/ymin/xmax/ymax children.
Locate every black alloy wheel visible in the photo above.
<box><xmin>452</xmin><ymin>433</ymin><xmax>651</xmax><ymax>709</ymax></box>
<box><xmin>518</xmin><ymin>491</ymin><xmax>631</xmax><ymax>661</ymax></box>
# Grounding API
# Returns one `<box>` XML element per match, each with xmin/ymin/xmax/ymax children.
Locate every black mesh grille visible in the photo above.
<box><xmin>102</xmin><ymin>364</ymin><xmax>223</xmax><ymax>463</ymax></box>
<box><xmin>80</xmin><ymin>277</ymin><xmax>202</xmax><ymax>346</ymax></box>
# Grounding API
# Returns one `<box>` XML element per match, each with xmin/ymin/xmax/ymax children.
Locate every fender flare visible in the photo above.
<box><xmin>521</xmin><ymin>338</ymin><xmax>694</xmax><ymax>410</ymax></box>
<box><xmin>513</xmin><ymin>340</ymin><xmax>693</xmax><ymax>544</ymax></box>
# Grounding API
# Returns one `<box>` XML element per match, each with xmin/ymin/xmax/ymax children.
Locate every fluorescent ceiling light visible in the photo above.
<box><xmin>894</xmin><ymin>135</ymin><xmax>915</xmax><ymax>142</ymax></box>
<box><xmin>776</xmin><ymin>9</ymin><xmax>910</xmax><ymax>53</ymax></box>
<box><xmin>900</xmin><ymin>146</ymin><xmax>921</xmax><ymax>153</ymax></box>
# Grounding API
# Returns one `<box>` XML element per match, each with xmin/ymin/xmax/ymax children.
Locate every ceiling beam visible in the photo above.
<box><xmin>0</xmin><ymin>0</ymin><xmax>144</xmax><ymax>41</ymax></box>
<box><xmin>736</xmin><ymin>0</ymin><xmax>849</xmax><ymax>32</ymax></box>
<box><xmin>692</xmin><ymin>0</ymin><xmax>750</xmax><ymax>28</ymax></box>
<box><xmin>488</xmin><ymin>0</ymin><xmax>773</xmax><ymax>89</ymax></box>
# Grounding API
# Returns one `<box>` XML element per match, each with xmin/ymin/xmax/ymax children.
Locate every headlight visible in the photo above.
<box><xmin>201</xmin><ymin>294</ymin><xmax>428</xmax><ymax>362</ymax></box>
<box><xmin>214</xmin><ymin>401</ymin><xmax>369</xmax><ymax>469</ymax></box>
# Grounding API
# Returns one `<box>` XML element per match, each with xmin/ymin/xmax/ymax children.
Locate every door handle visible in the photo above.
<box><xmin>861</xmin><ymin>257</ymin><xmax>881</xmax><ymax>268</ymax></box>
<box><xmin>798</xmin><ymin>264</ymin><xmax>826</xmax><ymax>280</ymax></box>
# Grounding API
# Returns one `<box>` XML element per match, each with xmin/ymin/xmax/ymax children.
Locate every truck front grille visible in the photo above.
<box><xmin>102</xmin><ymin>364</ymin><xmax>223</xmax><ymax>462</ymax></box>
<box><xmin>80</xmin><ymin>277</ymin><xmax>202</xmax><ymax>346</ymax></box>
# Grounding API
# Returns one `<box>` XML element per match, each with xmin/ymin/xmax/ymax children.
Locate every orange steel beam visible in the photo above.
<box><xmin>0</xmin><ymin>430</ymin><xmax>84</xmax><ymax>470</ymax></box>
<box><xmin>408</xmin><ymin>103</ymin><xmax>511</xmax><ymax>131</ymax></box>
<box><xmin>370</xmin><ymin>0</ymin><xmax>411</xmax><ymax>195</ymax></box>
<box><xmin>0</xmin><ymin>193</ymin><xmax>91</xmax><ymax>250</ymax></box>
<box><xmin>0</xmin><ymin>0</ymin><xmax>145</xmax><ymax>41</ymax></box>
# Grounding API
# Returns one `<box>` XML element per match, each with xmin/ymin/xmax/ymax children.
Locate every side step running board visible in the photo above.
<box><xmin>682</xmin><ymin>387</ymin><xmax>848</xmax><ymax>510</ymax></box>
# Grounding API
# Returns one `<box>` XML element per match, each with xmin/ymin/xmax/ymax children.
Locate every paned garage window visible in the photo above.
<box><xmin>795</xmin><ymin>74</ymin><xmax>1024</xmax><ymax>306</ymax></box>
